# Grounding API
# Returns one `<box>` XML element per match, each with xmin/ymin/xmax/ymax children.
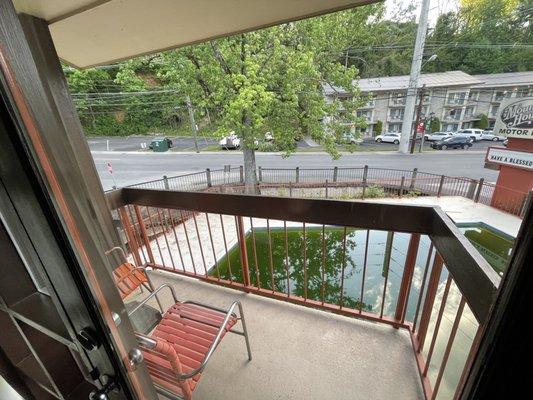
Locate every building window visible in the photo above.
<box><xmin>462</xmin><ymin>121</ymin><xmax>474</xmax><ymax>129</ymax></box>
<box><xmin>447</xmin><ymin>92</ymin><xmax>467</xmax><ymax>105</ymax></box>
<box><xmin>494</xmin><ymin>90</ymin><xmax>511</xmax><ymax>102</ymax></box>
<box><xmin>468</xmin><ymin>91</ymin><xmax>479</xmax><ymax>102</ymax></box>
<box><xmin>443</xmin><ymin>123</ymin><xmax>459</xmax><ymax>132</ymax></box>
<box><xmin>356</xmin><ymin>110</ymin><xmax>372</xmax><ymax>121</ymax></box>
<box><xmin>388</xmin><ymin>109</ymin><xmax>404</xmax><ymax>120</ymax></box>
<box><xmin>445</xmin><ymin>108</ymin><xmax>462</xmax><ymax>121</ymax></box>
<box><xmin>390</xmin><ymin>92</ymin><xmax>406</xmax><ymax>105</ymax></box>
<box><xmin>516</xmin><ymin>88</ymin><xmax>532</xmax><ymax>98</ymax></box>
<box><xmin>464</xmin><ymin>107</ymin><xmax>475</xmax><ymax>118</ymax></box>
<box><xmin>490</xmin><ymin>105</ymin><xmax>499</xmax><ymax>117</ymax></box>
<box><xmin>388</xmin><ymin>123</ymin><xmax>402</xmax><ymax>132</ymax></box>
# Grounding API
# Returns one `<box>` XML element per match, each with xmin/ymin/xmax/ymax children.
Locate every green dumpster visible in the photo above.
<box><xmin>150</xmin><ymin>139</ymin><xmax>169</xmax><ymax>152</ymax></box>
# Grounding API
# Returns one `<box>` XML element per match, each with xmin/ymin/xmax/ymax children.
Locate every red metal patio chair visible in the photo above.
<box><xmin>106</xmin><ymin>248</ymin><xmax>252</xmax><ymax>399</ymax></box>
<box><xmin>105</xmin><ymin>246</ymin><xmax>163</xmax><ymax>308</ymax></box>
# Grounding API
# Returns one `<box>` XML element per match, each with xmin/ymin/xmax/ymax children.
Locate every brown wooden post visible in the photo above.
<box><xmin>236</xmin><ymin>216</ymin><xmax>251</xmax><ymax>287</ymax></box>
<box><xmin>118</xmin><ymin>207</ymin><xmax>143</xmax><ymax>266</ymax></box>
<box><xmin>134</xmin><ymin>205</ymin><xmax>155</xmax><ymax>264</ymax></box>
<box><xmin>394</xmin><ymin>233</ymin><xmax>420</xmax><ymax>326</ymax></box>
<box><xmin>416</xmin><ymin>253</ymin><xmax>444</xmax><ymax>352</ymax></box>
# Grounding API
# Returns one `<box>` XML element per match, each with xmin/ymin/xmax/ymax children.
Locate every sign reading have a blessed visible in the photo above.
<box><xmin>493</xmin><ymin>97</ymin><xmax>533</xmax><ymax>140</ymax></box>
<box><xmin>485</xmin><ymin>147</ymin><xmax>533</xmax><ymax>171</ymax></box>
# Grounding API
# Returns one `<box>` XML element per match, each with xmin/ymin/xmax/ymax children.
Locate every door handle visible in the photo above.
<box><xmin>128</xmin><ymin>348</ymin><xmax>144</xmax><ymax>370</ymax></box>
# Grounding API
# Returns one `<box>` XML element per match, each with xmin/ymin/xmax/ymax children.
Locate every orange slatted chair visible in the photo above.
<box><xmin>107</xmin><ymin>248</ymin><xmax>252</xmax><ymax>400</ymax></box>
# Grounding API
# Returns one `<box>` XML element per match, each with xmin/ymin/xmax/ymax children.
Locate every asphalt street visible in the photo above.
<box><xmin>93</xmin><ymin>148</ymin><xmax>499</xmax><ymax>190</ymax></box>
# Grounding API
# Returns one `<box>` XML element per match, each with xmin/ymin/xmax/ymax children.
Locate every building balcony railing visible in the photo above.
<box><xmin>107</xmin><ymin>183</ymin><xmax>501</xmax><ymax>400</ymax></box>
<box><xmin>390</xmin><ymin>98</ymin><xmax>406</xmax><ymax>106</ymax></box>
<box><xmin>388</xmin><ymin>114</ymin><xmax>404</xmax><ymax>121</ymax></box>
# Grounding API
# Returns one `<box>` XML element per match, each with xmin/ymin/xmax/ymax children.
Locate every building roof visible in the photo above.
<box><xmin>471</xmin><ymin>71</ymin><xmax>533</xmax><ymax>88</ymax></box>
<box><xmin>13</xmin><ymin>0</ymin><xmax>378</xmax><ymax>69</ymax></box>
<box><xmin>324</xmin><ymin>70</ymin><xmax>532</xmax><ymax>95</ymax></box>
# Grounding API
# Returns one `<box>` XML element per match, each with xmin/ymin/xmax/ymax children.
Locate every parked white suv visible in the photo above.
<box><xmin>374</xmin><ymin>132</ymin><xmax>401</xmax><ymax>144</ymax></box>
<box><xmin>456</xmin><ymin>129</ymin><xmax>483</xmax><ymax>142</ymax></box>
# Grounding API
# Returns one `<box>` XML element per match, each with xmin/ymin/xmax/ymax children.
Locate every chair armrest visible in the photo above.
<box><xmin>127</xmin><ymin>284</ymin><xmax>178</xmax><ymax>317</ymax></box>
<box><xmin>177</xmin><ymin>301</ymin><xmax>240</xmax><ymax>380</ymax></box>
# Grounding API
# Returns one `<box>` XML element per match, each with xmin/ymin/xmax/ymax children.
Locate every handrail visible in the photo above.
<box><xmin>108</xmin><ymin>187</ymin><xmax>499</xmax><ymax>324</ymax></box>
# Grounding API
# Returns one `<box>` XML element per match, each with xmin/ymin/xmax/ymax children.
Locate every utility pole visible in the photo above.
<box><xmin>410</xmin><ymin>84</ymin><xmax>426</xmax><ymax>154</ymax></box>
<box><xmin>399</xmin><ymin>0</ymin><xmax>431</xmax><ymax>154</ymax></box>
<box><xmin>185</xmin><ymin>95</ymin><xmax>200</xmax><ymax>153</ymax></box>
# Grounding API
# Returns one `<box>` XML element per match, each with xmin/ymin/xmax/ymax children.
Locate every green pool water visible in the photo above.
<box><xmin>458</xmin><ymin>223</ymin><xmax>514</xmax><ymax>275</ymax></box>
<box><xmin>210</xmin><ymin>223</ymin><xmax>513</xmax><ymax>318</ymax></box>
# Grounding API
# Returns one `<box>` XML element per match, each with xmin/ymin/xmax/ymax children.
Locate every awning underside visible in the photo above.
<box><xmin>13</xmin><ymin>0</ymin><xmax>377</xmax><ymax>68</ymax></box>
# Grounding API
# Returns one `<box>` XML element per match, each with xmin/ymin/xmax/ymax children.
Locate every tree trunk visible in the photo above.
<box><xmin>242</xmin><ymin>145</ymin><xmax>259</xmax><ymax>194</ymax></box>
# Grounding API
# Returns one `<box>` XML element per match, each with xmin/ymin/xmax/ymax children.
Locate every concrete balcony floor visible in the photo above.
<box><xmin>141</xmin><ymin>270</ymin><xmax>424</xmax><ymax>400</ymax></box>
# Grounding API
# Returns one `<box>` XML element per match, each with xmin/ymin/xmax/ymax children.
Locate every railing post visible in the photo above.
<box><xmin>289</xmin><ymin>182</ymin><xmax>293</xmax><ymax>198</ymax></box>
<box><xmin>399</xmin><ymin>176</ymin><xmax>405</xmax><ymax>198</ymax></box>
<box><xmin>118</xmin><ymin>207</ymin><xmax>143</xmax><ymax>266</ymax></box>
<box><xmin>205</xmin><ymin>168</ymin><xmax>212</xmax><ymax>187</ymax></box>
<box><xmin>295</xmin><ymin>167</ymin><xmax>300</xmax><ymax>183</ymax></box>
<box><xmin>163</xmin><ymin>175</ymin><xmax>169</xmax><ymax>190</ymax></box>
<box><xmin>466</xmin><ymin>179</ymin><xmax>477</xmax><ymax>199</ymax></box>
<box><xmin>258</xmin><ymin>166</ymin><xmax>263</xmax><ymax>182</ymax></box>
<box><xmin>325</xmin><ymin>179</ymin><xmax>329</xmax><ymax>199</ymax></box>
<box><xmin>333</xmin><ymin>166</ymin><xmax>338</xmax><ymax>183</ymax></box>
<box><xmin>437</xmin><ymin>175</ymin><xmax>445</xmax><ymax>197</ymax></box>
<box><xmin>416</xmin><ymin>253</ymin><xmax>444</xmax><ymax>352</ymax></box>
<box><xmin>239</xmin><ymin>165</ymin><xmax>244</xmax><ymax>183</ymax></box>
<box><xmin>474</xmin><ymin>178</ymin><xmax>484</xmax><ymax>203</ymax></box>
<box><xmin>410</xmin><ymin>168</ymin><xmax>417</xmax><ymax>190</ymax></box>
<box><xmin>394</xmin><ymin>233</ymin><xmax>420</xmax><ymax>326</ymax></box>
<box><xmin>362</xmin><ymin>165</ymin><xmax>368</xmax><ymax>199</ymax></box>
<box><xmin>134</xmin><ymin>205</ymin><xmax>155</xmax><ymax>264</ymax></box>
<box><xmin>236</xmin><ymin>216</ymin><xmax>251</xmax><ymax>288</ymax></box>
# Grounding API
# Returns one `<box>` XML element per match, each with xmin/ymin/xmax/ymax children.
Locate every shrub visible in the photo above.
<box><xmin>429</xmin><ymin>117</ymin><xmax>441</xmax><ymax>133</ymax></box>
<box><xmin>475</xmin><ymin>114</ymin><xmax>489</xmax><ymax>130</ymax></box>
<box><xmin>364</xmin><ymin>185</ymin><xmax>385</xmax><ymax>198</ymax></box>
<box><xmin>374</xmin><ymin>120</ymin><xmax>383</xmax><ymax>135</ymax></box>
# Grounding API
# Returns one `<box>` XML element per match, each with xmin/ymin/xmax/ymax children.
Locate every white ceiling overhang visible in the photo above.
<box><xmin>13</xmin><ymin>0</ymin><xmax>379</xmax><ymax>69</ymax></box>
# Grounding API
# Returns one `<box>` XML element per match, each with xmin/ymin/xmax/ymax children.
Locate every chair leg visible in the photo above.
<box><xmin>237</xmin><ymin>302</ymin><xmax>252</xmax><ymax>361</ymax></box>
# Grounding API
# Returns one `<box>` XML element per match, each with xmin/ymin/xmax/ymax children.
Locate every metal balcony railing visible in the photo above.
<box><xmin>107</xmin><ymin>187</ymin><xmax>501</xmax><ymax>400</ymax></box>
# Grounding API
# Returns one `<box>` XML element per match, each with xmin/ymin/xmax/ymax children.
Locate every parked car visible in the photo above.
<box><xmin>219</xmin><ymin>132</ymin><xmax>240</xmax><ymax>149</ymax></box>
<box><xmin>424</xmin><ymin>131</ymin><xmax>454</xmax><ymax>141</ymax></box>
<box><xmin>148</xmin><ymin>137</ymin><xmax>173</xmax><ymax>149</ymax></box>
<box><xmin>337</xmin><ymin>132</ymin><xmax>363</xmax><ymax>145</ymax></box>
<box><xmin>456</xmin><ymin>128</ymin><xmax>483</xmax><ymax>142</ymax></box>
<box><xmin>481</xmin><ymin>130</ymin><xmax>506</xmax><ymax>141</ymax></box>
<box><xmin>374</xmin><ymin>132</ymin><xmax>401</xmax><ymax>144</ymax></box>
<box><xmin>503</xmin><ymin>138</ymin><xmax>508</xmax><ymax>147</ymax></box>
<box><xmin>431</xmin><ymin>135</ymin><xmax>473</xmax><ymax>150</ymax></box>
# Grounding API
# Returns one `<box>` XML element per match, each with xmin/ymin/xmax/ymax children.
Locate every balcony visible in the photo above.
<box><xmin>107</xmin><ymin>188</ymin><xmax>499</xmax><ymax>400</ymax></box>
<box><xmin>388</xmin><ymin>113</ymin><xmax>404</xmax><ymax>121</ymax></box>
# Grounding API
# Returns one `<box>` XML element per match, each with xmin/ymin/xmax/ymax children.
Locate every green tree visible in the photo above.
<box><xmin>430</xmin><ymin>117</ymin><xmax>441</xmax><ymax>133</ymax></box>
<box><xmin>374</xmin><ymin>120</ymin><xmax>383</xmax><ymax>134</ymax></box>
<box><xmin>475</xmin><ymin>113</ymin><xmax>489</xmax><ymax>129</ymax></box>
<box><xmin>150</xmin><ymin>9</ymin><xmax>378</xmax><ymax>191</ymax></box>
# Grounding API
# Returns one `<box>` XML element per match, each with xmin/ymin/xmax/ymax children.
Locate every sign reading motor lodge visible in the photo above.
<box><xmin>485</xmin><ymin>147</ymin><xmax>533</xmax><ymax>171</ymax></box>
<box><xmin>493</xmin><ymin>97</ymin><xmax>533</xmax><ymax>140</ymax></box>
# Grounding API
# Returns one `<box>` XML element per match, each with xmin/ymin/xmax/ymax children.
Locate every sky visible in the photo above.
<box><xmin>385</xmin><ymin>0</ymin><xmax>459</xmax><ymax>26</ymax></box>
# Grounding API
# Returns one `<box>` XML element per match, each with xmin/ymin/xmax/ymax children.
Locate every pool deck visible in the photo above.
<box><xmin>365</xmin><ymin>196</ymin><xmax>522</xmax><ymax>237</ymax></box>
<box><xmin>139</xmin><ymin>270</ymin><xmax>424</xmax><ymax>400</ymax></box>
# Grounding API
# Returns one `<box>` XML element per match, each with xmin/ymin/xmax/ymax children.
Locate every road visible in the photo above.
<box><xmin>93</xmin><ymin>149</ymin><xmax>499</xmax><ymax>190</ymax></box>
